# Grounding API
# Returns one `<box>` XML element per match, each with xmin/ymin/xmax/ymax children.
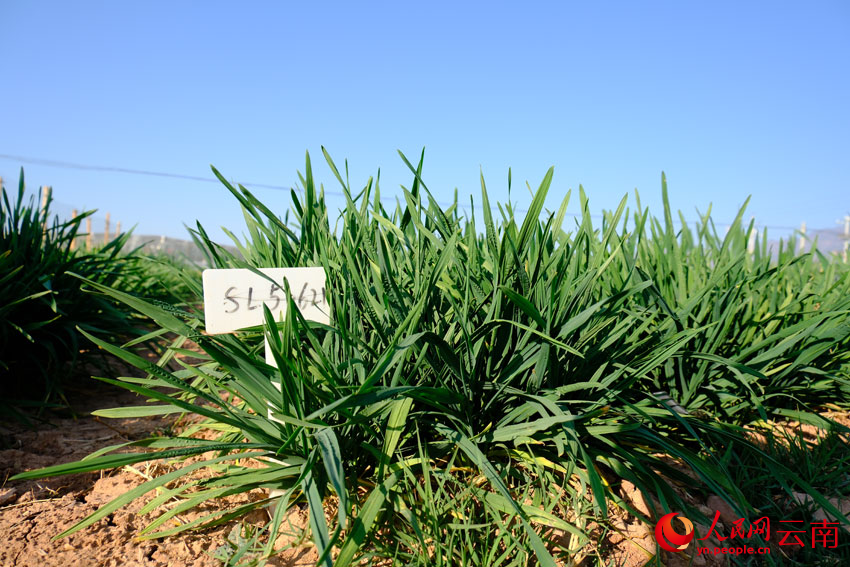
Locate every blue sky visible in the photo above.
<box><xmin>1</xmin><ymin>1</ymin><xmax>848</xmax><ymax>242</ymax></box>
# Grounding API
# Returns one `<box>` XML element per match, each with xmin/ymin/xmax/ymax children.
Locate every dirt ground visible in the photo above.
<box><xmin>0</xmin><ymin>377</ymin><xmax>720</xmax><ymax>567</ymax></box>
<box><xmin>1</xmin><ymin>361</ymin><xmax>847</xmax><ymax>567</ymax></box>
<box><xmin>0</xmin><ymin>369</ymin><xmax>320</xmax><ymax>567</ymax></box>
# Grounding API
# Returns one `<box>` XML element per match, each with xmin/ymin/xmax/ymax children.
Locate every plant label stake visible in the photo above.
<box><xmin>202</xmin><ymin>267</ymin><xmax>329</xmax><ymax>508</ymax></box>
<box><xmin>202</xmin><ymin>267</ymin><xmax>329</xmax><ymax>366</ymax></box>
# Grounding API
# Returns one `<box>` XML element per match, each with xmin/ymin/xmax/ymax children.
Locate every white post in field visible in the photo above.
<box><xmin>40</xmin><ymin>185</ymin><xmax>50</xmax><ymax>216</ymax></box>
<box><xmin>747</xmin><ymin>223</ymin><xmax>757</xmax><ymax>255</ymax></box>
<box><xmin>837</xmin><ymin>215</ymin><xmax>850</xmax><ymax>262</ymax></box>
<box><xmin>104</xmin><ymin>212</ymin><xmax>110</xmax><ymax>245</ymax></box>
<box><xmin>798</xmin><ymin>221</ymin><xmax>806</xmax><ymax>254</ymax></box>
<box><xmin>40</xmin><ymin>186</ymin><xmax>51</xmax><ymax>234</ymax></box>
<box><xmin>70</xmin><ymin>209</ymin><xmax>78</xmax><ymax>251</ymax></box>
<box><xmin>86</xmin><ymin>217</ymin><xmax>93</xmax><ymax>249</ymax></box>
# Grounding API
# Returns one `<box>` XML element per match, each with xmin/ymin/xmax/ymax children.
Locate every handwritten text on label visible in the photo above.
<box><xmin>202</xmin><ymin>267</ymin><xmax>329</xmax><ymax>334</ymax></box>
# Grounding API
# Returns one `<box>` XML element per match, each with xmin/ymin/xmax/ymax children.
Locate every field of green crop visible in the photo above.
<box><xmin>9</xmin><ymin>151</ymin><xmax>850</xmax><ymax>566</ymax></box>
<box><xmin>0</xmin><ymin>173</ymin><xmax>200</xmax><ymax>419</ymax></box>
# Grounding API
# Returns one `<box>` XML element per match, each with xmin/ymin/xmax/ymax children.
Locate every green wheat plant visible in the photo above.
<box><xmin>0</xmin><ymin>170</ymin><xmax>145</xmax><ymax>411</ymax></box>
<box><xmin>12</xmin><ymin>151</ymin><xmax>850</xmax><ymax>566</ymax></box>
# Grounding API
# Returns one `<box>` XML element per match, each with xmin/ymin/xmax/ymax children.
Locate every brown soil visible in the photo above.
<box><xmin>0</xmin><ymin>361</ymin><xmax>318</xmax><ymax>567</ymax></box>
<box><xmin>0</xmin><ymin>376</ymin><xmax>724</xmax><ymax>567</ymax></box>
<box><xmin>2</xmin><ymin>357</ymin><xmax>848</xmax><ymax>567</ymax></box>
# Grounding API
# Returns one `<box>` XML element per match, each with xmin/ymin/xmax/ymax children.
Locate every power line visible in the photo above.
<box><xmin>0</xmin><ymin>152</ymin><xmax>644</xmax><ymax>222</ymax></box>
<box><xmin>0</xmin><ymin>152</ymin><xmax>479</xmax><ymax>212</ymax></box>
<box><xmin>0</xmin><ymin>153</ymin><xmax>295</xmax><ymax>192</ymax></box>
<box><xmin>0</xmin><ymin>152</ymin><xmax>812</xmax><ymax>232</ymax></box>
<box><xmin>0</xmin><ymin>152</ymin><xmax>452</xmax><ymax>209</ymax></box>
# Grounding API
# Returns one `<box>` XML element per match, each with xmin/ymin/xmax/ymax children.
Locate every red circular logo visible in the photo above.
<box><xmin>655</xmin><ymin>512</ymin><xmax>695</xmax><ymax>552</ymax></box>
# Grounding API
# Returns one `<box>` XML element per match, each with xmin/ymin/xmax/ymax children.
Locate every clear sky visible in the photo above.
<box><xmin>1</xmin><ymin>1</ymin><xmax>848</xmax><ymax>242</ymax></box>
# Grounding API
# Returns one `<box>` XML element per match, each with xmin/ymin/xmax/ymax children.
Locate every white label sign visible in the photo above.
<box><xmin>202</xmin><ymin>267</ymin><xmax>329</xmax><ymax>334</ymax></box>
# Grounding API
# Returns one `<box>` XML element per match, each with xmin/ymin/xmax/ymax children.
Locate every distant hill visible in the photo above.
<box><xmin>81</xmin><ymin>233</ymin><xmax>239</xmax><ymax>265</ymax></box>
<box><xmin>772</xmin><ymin>226</ymin><xmax>848</xmax><ymax>257</ymax></box>
<box><xmin>82</xmin><ymin>227</ymin><xmax>848</xmax><ymax>265</ymax></box>
<box><xmin>124</xmin><ymin>234</ymin><xmax>224</xmax><ymax>264</ymax></box>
